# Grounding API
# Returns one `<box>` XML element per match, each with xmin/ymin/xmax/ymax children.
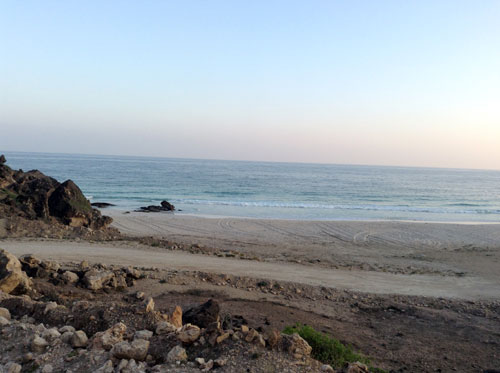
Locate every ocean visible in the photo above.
<box><xmin>2</xmin><ymin>151</ymin><xmax>500</xmax><ymax>222</ymax></box>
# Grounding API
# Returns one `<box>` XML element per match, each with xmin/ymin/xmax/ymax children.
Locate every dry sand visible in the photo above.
<box><xmin>109</xmin><ymin>211</ymin><xmax>500</xmax><ymax>281</ymax></box>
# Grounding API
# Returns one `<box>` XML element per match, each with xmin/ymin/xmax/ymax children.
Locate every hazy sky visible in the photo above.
<box><xmin>1</xmin><ymin>1</ymin><xmax>499</xmax><ymax>169</ymax></box>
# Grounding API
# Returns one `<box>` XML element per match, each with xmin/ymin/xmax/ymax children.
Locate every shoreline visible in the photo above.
<box><xmin>105</xmin><ymin>207</ymin><xmax>500</xmax><ymax>225</ymax></box>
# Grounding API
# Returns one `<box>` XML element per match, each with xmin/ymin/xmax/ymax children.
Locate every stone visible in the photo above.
<box><xmin>177</xmin><ymin>323</ymin><xmax>201</xmax><ymax>344</ymax></box>
<box><xmin>166</xmin><ymin>345</ymin><xmax>187</xmax><ymax>362</ymax></box>
<box><xmin>245</xmin><ymin>329</ymin><xmax>259</xmax><ymax>343</ymax></box>
<box><xmin>321</xmin><ymin>364</ymin><xmax>335</xmax><ymax>372</ymax></box>
<box><xmin>91</xmin><ymin>322</ymin><xmax>127</xmax><ymax>350</ymax></box>
<box><xmin>70</xmin><ymin>330</ymin><xmax>88</xmax><ymax>348</ymax></box>
<box><xmin>48</xmin><ymin>180</ymin><xmax>93</xmax><ymax>226</ymax></box>
<box><xmin>59</xmin><ymin>325</ymin><xmax>75</xmax><ymax>333</ymax></box>
<box><xmin>200</xmin><ymin>359</ymin><xmax>214</xmax><ymax>371</ymax></box>
<box><xmin>216</xmin><ymin>332</ymin><xmax>230</xmax><ymax>344</ymax></box>
<box><xmin>31</xmin><ymin>335</ymin><xmax>48</xmax><ymax>353</ymax></box>
<box><xmin>0</xmin><ymin>155</ymin><xmax>5</xmax><ymax>164</ymax></box>
<box><xmin>18</xmin><ymin>254</ymin><xmax>42</xmax><ymax>277</ymax></box>
<box><xmin>281</xmin><ymin>333</ymin><xmax>312</xmax><ymax>359</ymax></box>
<box><xmin>0</xmin><ymin>315</ymin><xmax>10</xmax><ymax>326</ymax></box>
<box><xmin>0</xmin><ymin>307</ymin><xmax>11</xmax><ymax>319</ymax></box>
<box><xmin>255</xmin><ymin>334</ymin><xmax>266</xmax><ymax>347</ymax></box>
<box><xmin>266</xmin><ymin>329</ymin><xmax>282</xmax><ymax>349</ymax></box>
<box><xmin>241</xmin><ymin>325</ymin><xmax>249</xmax><ymax>333</ymax></box>
<box><xmin>346</xmin><ymin>362</ymin><xmax>370</xmax><ymax>373</ymax></box>
<box><xmin>144</xmin><ymin>297</ymin><xmax>155</xmax><ymax>313</ymax></box>
<box><xmin>155</xmin><ymin>321</ymin><xmax>177</xmax><ymax>335</ymax></box>
<box><xmin>44</xmin><ymin>301</ymin><xmax>58</xmax><ymax>314</ymax></box>
<box><xmin>183</xmin><ymin>299</ymin><xmax>219</xmax><ymax>328</ymax></box>
<box><xmin>111</xmin><ymin>339</ymin><xmax>150</xmax><ymax>361</ymax></box>
<box><xmin>21</xmin><ymin>353</ymin><xmax>34</xmax><ymax>363</ymax></box>
<box><xmin>0</xmin><ymin>249</ymin><xmax>32</xmax><ymax>294</ymax></box>
<box><xmin>214</xmin><ymin>358</ymin><xmax>227</xmax><ymax>367</ymax></box>
<box><xmin>135</xmin><ymin>291</ymin><xmax>145</xmax><ymax>300</ymax></box>
<box><xmin>4</xmin><ymin>362</ymin><xmax>22</xmax><ymax>373</ymax></box>
<box><xmin>170</xmin><ymin>305</ymin><xmax>183</xmax><ymax>328</ymax></box>
<box><xmin>61</xmin><ymin>331</ymin><xmax>74</xmax><ymax>344</ymax></box>
<box><xmin>125</xmin><ymin>267</ymin><xmax>141</xmax><ymax>279</ymax></box>
<box><xmin>42</xmin><ymin>328</ymin><xmax>61</xmax><ymax>343</ymax></box>
<box><xmin>61</xmin><ymin>271</ymin><xmax>79</xmax><ymax>283</ymax></box>
<box><xmin>134</xmin><ymin>330</ymin><xmax>153</xmax><ymax>340</ymax></box>
<box><xmin>83</xmin><ymin>269</ymin><xmax>115</xmax><ymax>290</ymax></box>
<box><xmin>41</xmin><ymin>364</ymin><xmax>53</xmax><ymax>373</ymax></box>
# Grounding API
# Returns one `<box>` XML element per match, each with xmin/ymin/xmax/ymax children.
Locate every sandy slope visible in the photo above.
<box><xmin>2</xmin><ymin>239</ymin><xmax>499</xmax><ymax>300</ymax></box>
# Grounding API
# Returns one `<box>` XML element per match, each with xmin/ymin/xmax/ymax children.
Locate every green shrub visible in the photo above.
<box><xmin>283</xmin><ymin>324</ymin><xmax>369</xmax><ymax>368</ymax></box>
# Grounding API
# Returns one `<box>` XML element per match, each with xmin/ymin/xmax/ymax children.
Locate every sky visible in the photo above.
<box><xmin>1</xmin><ymin>1</ymin><xmax>500</xmax><ymax>170</ymax></box>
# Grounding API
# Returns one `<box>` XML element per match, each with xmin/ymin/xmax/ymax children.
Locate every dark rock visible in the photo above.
<box><xmin>0</xmin><ymin>155</ymin><xmax>5</xmax><ymax>164</ymax></box>
<box><xmin>91</xmin><ymin>202</ymin><xmax>116</xmax><ymax>208</ymax></box>
<box><xmin>48</xmin><ymin>180</ymin><xmax>93</xmax><ymax>226</ymax></box>
<box><xmin>135</xmin><ymin>200</ymin><xmax>175</xmax><ymax>213</ymax></box>
<box><xmin>0</xmin><ymin>159</ymin><xmax>113</xmax><ymax>232</ymax></box>
<box><xmin>160</xmin><ymin>200</ymin><xmax>175</xmax><ymax>211</ymax></box>
<box><xmin>183</xmin><ymin>299</ymin><xmax>220</xmax><ymax>328</ymax></box>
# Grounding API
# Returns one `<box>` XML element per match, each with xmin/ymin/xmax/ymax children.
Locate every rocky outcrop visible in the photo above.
<box><xmin>135</xmin><ymin>200</ymin><xmax>175</xmax><ymax>213</ymax></box>
<box><xmin>0</xmin><ymin>155</ymin><xmax>112</xmax><ymax>231</ymax></box>
<box><xmin>0</xmin><ymin>249</ymin><xmax>32</xmax><ymax>294</ymax></box>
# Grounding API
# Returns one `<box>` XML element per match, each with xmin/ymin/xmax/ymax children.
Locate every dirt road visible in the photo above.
<box><xmin>2</xmin><ymin>239</ymin><xmax>498</xmax><ymax>300</ymax></box>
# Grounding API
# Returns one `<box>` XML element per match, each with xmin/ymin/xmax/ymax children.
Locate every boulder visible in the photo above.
<box><xmin>0</xmin><ymin>155</ymin><xmax>5</xmax><ymax>164</ymax></box>
<box><xmin>160</xmin><ymin>200</ymin><xmax>175</xmax><ymax>211</ymax></box>
<box><xmin>155</xmin><ymin>321</ymin><xmax>177</xmax><ymax>335</ymax></box>
<box><xmin>31</xmin><ymin>335</ymin><xmax>48</xmax><ymax>353</ymax></box>
<box><xmin>18</xmin><ymin>254</ymin><xmax>41</xmax><ymax>277</ymax></box>
<box><xmin>166</xmin><ymin>345</ymin><xmax>187</xmax><ymax>362</ymax></box>
<box><xmin>111</xmin><ymin>339</ymin><xmax>150</xmax><ymax>361</ymax></box>
<box><xmin>4</xmin><ymin>363</ymin><xmax>22</xmax><ymax>373</ymax></box>
<box><xmin>144</xmin><ymin>297</ymin><xmax>155</xmax><ymax>313</ymax></box>
<box><xmin>281</xmin><ymin>333</ymin><xmax>312</xmax><ymax>359</ymax></box>
<box><xmin>134</xmin><ymin>330</ymin><xmax>153</xmax><ymax>340</ymax></box>
<box><xmin>61</xmin><ymin>271</ymin><xmax>79</xmax><ymax>284</ymax></box>
<box><xmin>182</xmin><ymin>299</ymin><xmax>220</xmax><ymax>328</ymax></box>
<box><xmin>170</xmin><ymin>305</ymin><xmax>183</xmax><ymax>328</ymax></box>
<box><xmin>48</xmin><ymin>180</ymin><xmax>92</xmax><ymax>226</ymax></box>
<box><xmin>70</xmin><ymin>330</ymin><xmax>88</xmax><ymax>348</ymax></box>
<box><xmin>91</xmin><ymin>322</ymin><xmax>127</xmax><ymax>350</ymax></box>
<box><xmin>83</xmin><ymin>269</ymin><xmax>115</xmax><ymax>290</ymax></box>
<box><xmin>0</xmin><ymin>307</ymin><xmax>11</xmax><ymax>319</ymax></box>
<box><xmin>346</xmin><ymin>362</ymin><xmax>370</xmax><ymax>373</ymax></box>
<box><xmin>177</xmin><ymin>324</ymin><xmax>200</xmax><ymax>344</ymax></box>
<box><xmin>0</xmin><ymin>315</ymin><xmax>10</xmax><ymax>326</ymax></box>
<box><xmin>0</xmin><ymin>249</ymin><xmax>32</xmax><ymax>294</ymax></box>
<box><xmin>136</xmin><ymin>200</ymin><xmax>175</xmax><ymax>213</ymax></box>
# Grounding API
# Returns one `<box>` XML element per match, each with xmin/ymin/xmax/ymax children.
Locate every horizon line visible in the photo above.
<box><xmin>2</xmin><ymin>149</ymin><xmax>500</xmax><ymax>173</ymax></box>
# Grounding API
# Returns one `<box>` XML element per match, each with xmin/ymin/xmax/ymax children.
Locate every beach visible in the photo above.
<box><xmin>1</xmin><ymin>157</ymin><xmax>500</xmax><ymax>371</ymax></box>
<box><xmin>108</xmin><ymin>211</ymin><xmax>500</xmax><ymax>290</ymax></box>
<box><xmin>2</xmin><ymin>213</ymin><xmax>500</xmax><ymax>371</ymax></box>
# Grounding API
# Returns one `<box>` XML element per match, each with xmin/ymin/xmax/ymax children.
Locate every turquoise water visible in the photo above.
<box><xmin>3</xmin><ymin>151</ymin><xmax>500</xmax><ymax>222</ymax></box>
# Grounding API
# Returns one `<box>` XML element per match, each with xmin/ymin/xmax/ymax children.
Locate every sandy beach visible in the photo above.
<box><xmin>108</xmin><ymin>211</ymin><xmax>500</xmax><ymax>290</ymax></box>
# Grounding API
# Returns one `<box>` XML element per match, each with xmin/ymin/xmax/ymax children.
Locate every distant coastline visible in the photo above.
<box><xmin>3</xmin><ymin>151</ymin><xmax>500</xmax><ymax>223</ymax></box>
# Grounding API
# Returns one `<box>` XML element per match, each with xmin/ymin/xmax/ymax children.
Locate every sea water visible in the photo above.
<box><xmin>3</xmin><ymin>151</ymin><xmax>500</xmax><ymax>222</ymax></box>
